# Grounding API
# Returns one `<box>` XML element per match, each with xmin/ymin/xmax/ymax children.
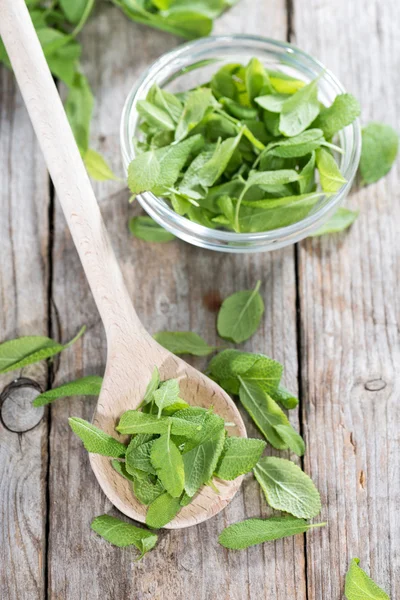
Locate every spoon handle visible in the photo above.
<box><xmin>0</xmin><ymin>0</ymin><xmax>144</xmax><ymax>344</ymax></box>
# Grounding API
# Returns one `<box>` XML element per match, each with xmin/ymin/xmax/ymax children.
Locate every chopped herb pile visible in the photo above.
<box><xmin>69</xmin><ymin>367</ymin><xmax>267</xmax><ymax>530</ymax></box>
<box><xmin>128</xmin><ymin>58</ymin><xmax>361</xmax><ymax>233</ymax></box>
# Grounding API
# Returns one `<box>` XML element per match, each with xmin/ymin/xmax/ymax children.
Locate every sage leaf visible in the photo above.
<box><xmin>153</xmin><ymin>379</ymin><xmax>180</xmax><ymax>417</ymax></box>
<box><xmin>245</xmin><ymin>57</ymin><xmax>273</xmax><ymax>104</ymax></box>
<box><xmin>150</xmin><ymin>425</ymin><xmax>185</xmax><ymax>497</ymax></box>
<box><xmin>150</xmin><ymin>84</ymin><xmax>183</xmax><ymax>123</ymax></box>
<box><xmin>274</xmin><ymin>424</ymin><xmax>305</xmax><ymax>456</ymax></box>
<box><xmin>137</xmin><ymin>99</ymin><xmax>176</xmax><ymax>131</ymax></box>
<box><xmin>315</xmin><ymin>147</ymin><xmax>347</xmax><ymax>193</ymax></box>
<box><xmin>267</xmin><ymin>128</ymin><xmax>324</xmax><ymax>158</ymax></box>
<box><xmin>129</xmin><ymin>216</ymin><xmax>175</xmax><ymax>243</ymax></box>
<box><xmin>208</xmin><ymin>349</ymin><xmax>282</xmax><ymax>396</ymax></box>
<box><xmin>133</xmin><ymin>476</ymin><xmax>165</xmax><ymax>506</ymax></box>
<box><xmin>255</xmin><ymin>93</ymin><xmax>289</xmax><ymax>113</ymax></box>
<box><xmin>345</xmin><ymin>558</ymin><xmax>390</xmax><ymax>600</ymax></box>
<box><xmin>217</xmin><ymin>281</ymin><xmax>264</xmax><ymax>343</ymax></box>
<box><xmin>238</xmin><ymin>378</ymin><xmax>289</xmax><ymax>449</ymax></box>
<box><xmin>126</xmin><ymin>439</ymin><xmax>157</xmax><ymax>476</ymax></box>
<box><xmin>142</xmin><ymin>367</ymin><xmax>160</xmax><ymax>405</ymax></box>
<box><xmin>313</xmin><ymin>93</ymin><xmax>361</xmax><ymax>139</ymax></box>
<box><xmin>117</xmin><ymin>410</ymin><xmax>201</xmax><ymax>437</ymax></box>
<box><xmin>84</xmin><ymin>149</ymin><xmax>119</xmax><ymax>181</ymax></box>
<box><xmin>69</xmin><ymin>417</ymin><xmax>127</xmax><ymax>458</ymax></box>
<box><xmin>310</xmin><ymin>207</ymin><xmax>358</xmax><ymax>236</ymax></box>
<box><xmin>154</xmin><ymin>331</ymin><xmax>216</xmax><ymax>356</ymax></box>
<box><xmin>298</xmin><ymin>151</ymin><xmax>316</xmax><ymax>194</ymax></box>
<box><xmin>268</xmin><ymin>70</ymin><xmax>306</xmax><ymax>94</ymax></box>
<box><xmin>146</xmin><ymin>492</ymin><xmax>182</xmax><ymax>528</ymax></box>
<box><xmin>65</xmin><ymin>72</ymin><xmax>93</xmax><ymax>155</ymax></box>
<box><xmin>215</xmin><ymin>436</ymin><xmax>266</xmax><ymax>480</ymax></box>
<box><xmin>33</xmin><ymin>375</ymin><xmax>103</xmax><ymax>407</ymax></box>
<box><xmin>238</xmin><ymin>194</ymin><xmax>321</xmax><ymax>233</ymax></box>
<box><xmin>279</xmin><ymin>77</ymin><xmax>320</xmax><ymax>137</ymax></box>
<box><xmin>59</xmin><ymin>0</ymin><xmax>88</xmax><ymax>23</ymax></box>
<box><xmin>91</xmin><ymin>514</ymin><xmax>157</xmax><ymax>557</ymax></box>
<box><xmin>175</xmin><ymin>88</ymin><xmax>212</xmax><ymax>141</ymax></box>
<box><xmin>254</xmin><ymin>457</ymin><xmax>321</xmax><ymax>518</ymax></box>
<box><xmin>270</xmin><ymin>384</ymin><xmax>299</xmax><ymax>410</ymax></box>
<box><xmin>197</xmin><ymin>130</ymin><xmax>244</xmax><ymax>187</ymax></box>
<box><xmin>360</xmin><ymin>122</ymin><xmax>399</xmax><ymax>185</ymax></box>
<box><xmin>183</xmin><ymin>426</ymin><xmax>225</xmax><ymax>496</ymax></box>
<box><xmin>111</xmin><ymin>459</ymin><xmax>135</xmax><ymax>482</ymax></box>
<box><xmin>0</xmin><ymin>326</ymin><xmax>85</xmax><ymax>375</ymax></box>
<box><xmin>128</xmin><ymin>134</ymin><xmax>203</xmax><ymax>196</ymax></box>
<box><xmin>234</xmin><ymin>354</ymin><xmax>283</xmax><ymax>395</ymax></box>
<box><xmin>218</xmin><ymin>516</ymin><xmax>325</xmax><ymax>550</ymax></box>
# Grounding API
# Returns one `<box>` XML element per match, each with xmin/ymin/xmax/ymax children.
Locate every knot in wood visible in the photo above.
<box><xmin>0</xmin><ymin>378</ymin><xmax>44</xmax><ymax>432</ymax></box>
<box><xmin>364</xmin><ymin>379</ymin><xmax>387</xmax><ymax>392</ymax></box>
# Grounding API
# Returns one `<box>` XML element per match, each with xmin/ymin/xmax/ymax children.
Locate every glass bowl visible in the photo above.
<box><xmin>120</xmin><ymin>35</ymin><xmax>361</xmax><ymax>253</ymax></box>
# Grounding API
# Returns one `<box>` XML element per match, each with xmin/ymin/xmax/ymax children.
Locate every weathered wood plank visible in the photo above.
<box><xmin>0</xmin><ymin>67</ymin><xmax>50</xmax><ymax>600</ymax></box>
<box><xmin>292</xmin><ymin>0</ymin><xmax>400</xmax><ymax>597</ymax></box>
<box><xmin>48</xmin><ymin>2</ymin><xmax>307</xmax><ymax>599</ymax></box>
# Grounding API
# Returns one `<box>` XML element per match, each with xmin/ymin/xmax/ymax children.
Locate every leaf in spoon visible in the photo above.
<box><xmin>150</xmin><ymin>423</ymin><xmax>185</xmax><ymax>497</ymax></box>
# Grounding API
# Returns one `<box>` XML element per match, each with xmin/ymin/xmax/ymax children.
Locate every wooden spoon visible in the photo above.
<box><xmin>0</xmin><ymin>0</ymin><xmax>247</xmax><ymax>528</ymax></box>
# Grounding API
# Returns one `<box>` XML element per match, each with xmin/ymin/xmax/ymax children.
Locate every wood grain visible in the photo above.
<box><xmin>2</xmin><ymin>0</ymin><xmax>398</xmax><ymax>597</ymax></box>
<box><xmin>47</xmin><ymin>1</ymin><xmax>306</xmax><ymax>599</ymax></box>
<box><xmin>292</xmin><ymin>0</ymin><xmax>400</xmax><ymax>597</ymax></box>
<box><xmin>0</xmin><ymin>66</ymin><xmax>49</xmax><ymax>600</ymax></box>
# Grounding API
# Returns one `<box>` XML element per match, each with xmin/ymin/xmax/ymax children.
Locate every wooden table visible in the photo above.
<box><xmin>1</xmin><ymin>1</ymin><xmax>399</xmax><ymax>598</ymax></box>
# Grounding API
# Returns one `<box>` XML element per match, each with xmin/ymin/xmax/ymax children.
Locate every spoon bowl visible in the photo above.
<box><xmin>91</xmin><ymin>331</ymin><xmax>246</xmax><ymax>528</ymax></box>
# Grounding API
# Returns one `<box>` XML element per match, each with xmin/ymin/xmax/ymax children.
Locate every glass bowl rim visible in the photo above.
<box><xmin>120</xmin><ymin>34</ymin><xmax>361</xmax><ymax>244</ymax></box>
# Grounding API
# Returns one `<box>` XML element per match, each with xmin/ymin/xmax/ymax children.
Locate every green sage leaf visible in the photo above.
<box><xmin>154</xmin><ymin>331</ymin><xmax>216</xmax><ymax>356</ymax></box>
<box><xmin>360</xmin><ymin>122</ymin><xmax>398</xmax><ymax>185</ymax></box>
<box><xmin>310</xmin><ymin>207</ymin><xmax>358</xmax><ymax>236</ymax></box>
<box><xmin>215</xmin><ymin>436</ymin><xmax>266</xmax><ymax>480</ymax></box>
<box><xmin>345</xmin><ymin>558</ymin><xmax>390</xmax><ymax>600</ymax></box>
<box><xmin>218</xmin><ymin>516</ymin><xmax>325</xmax><ymax>550</ymax></box>
<box><xmin>254</xmin><ymin>456</ymin><xmax>321</xmax><ymax>518</ymax></box>
<box><xmin>91</xmin><ymin>514</ymin><xmax>157</xmax><ymax>557</ymax></box>
<box><xmin>0</xmin><ymin>326</ymin><xmax>85</xmax><ymax>375</ymax></box>
<box><xmin>279</xmin><ymin>77</ymin><xmax>320</xmax><ymax>137</ymax></box>
<box><xmin>150</xmin><ymin>425</ymin><xmax>185</xmax><ymax>497</ymax></box>
<box><xmin>33</xmin><ymin>375</ymin><xmax>102</xmax><ymax>407</ymax></box>
<box><xmin>217</xmin><ymin>281</ymin><xmax>264</xmax><ymax>343</ymax></box>
<box><xmin>146</xmin><ymin>492</ymin><xmax>182</xmax><ymax>528</ymax></box>
<box><xmin>69</xmin><ymin>417</ymin><xmax>127</xmax><ymax>458</ymax></box>
<box><xmin>129</xmin><ymin>216</ymin><xmax>175</xmax><ymax>243</ymax></box>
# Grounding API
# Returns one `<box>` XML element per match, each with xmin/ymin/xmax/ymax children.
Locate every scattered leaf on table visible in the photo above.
<box><xmin>129</xmin><ymin>216</ymin><xmax>175</xmax><ymax>243</ymax></box>
<box><xmin>91</xmin><ymin>514</ymin><xmax>157</xmax><ymax>557</ymax></box>
<box><xmin>154</xmin><ymin>331</ymin><xmax>216</xmax><ymax>356</ymax></box>
<box><xmin>360</xmin><ymin>122</ymin><xmax>399</xmax><ymax>185</ymax></box>
<box><xmin>0</xmin><ymin>326</ymin><xmax>85</xmax><ymax>375</ymax></box>
<box><xmin>218</xmin><ymin>516</ymin><xmax>325</xmax><ymax>550</ymax></box>
<box><xmin>253</xmin><ymin>456</ymin><xmax>321</xmax><ymax>518</ymax></box>
<box><xmin>217</xmin><ymin>280</ymin><xmax>264</xmax><ymax>343</ymax></box>
<box><xmin>84</xmin><ymin>149</ymin><xmax>119</xmax><ymax>181</ymax></box>
<box><xmin>345</xmin><ymin>558</ymin><xmax>390</xmax><ymax>600</ymax></box>
<box><xmin>310</xmin><ymin>207</ymin><xmax>358</xmax><ymax>236</ymax></box>
<box><xmin>33</xmin><ymin>375</ymin><xmax>103</xmax><ymax>407</ymax></box>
